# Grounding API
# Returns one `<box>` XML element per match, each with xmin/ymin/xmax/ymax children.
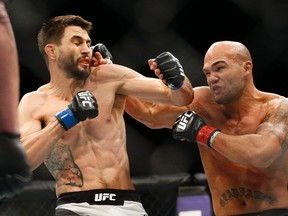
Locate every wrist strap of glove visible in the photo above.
<box><xmin>168</xmin><ymin>81</ymin><xmax>183</xmax><ymax>90</ymax></box>
<box><xmin>106</xmin><ymin>59</ymin><xmax>113</xmax><ymax>64</ymax></box>
<box><xmin>55</xmin><ymin>107</ymin><xmax>78</xmax><ymax>130</ymax></box>
<box><xmin>196</xmin><ymin>125</ymin><xmax>220</xmax><ymax>148</ymax></box>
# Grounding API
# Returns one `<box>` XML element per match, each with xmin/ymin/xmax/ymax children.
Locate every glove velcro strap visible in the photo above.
<box><xmin>55</xmin><ymin>107</ymin><xmax>78</xmax><ymax>130</ymax></box>
<box><xmin>196</xmin><ymin>125</ymin><xmax>220</xmax><ymax>148</ymax></box>
<box><xmin>168</xmin><ymin>81</ymin><xmax>183</xmax><ymax>90</ymax></box>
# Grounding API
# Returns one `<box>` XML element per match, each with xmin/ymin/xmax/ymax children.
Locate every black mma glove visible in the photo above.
<box><xmin>155</xmin><ymin>52</ymin><xmax>185</xmax><ymax>90</ymax></box>
<box><xmin>0</xmin><ymin>132</ymin><xmax>32</xmax><ymax>199</ymax></box>
<box><xmin>91</xmin><ymin>43</ymin><xmax>113</xmax><ymax>63</ymax></box>
<box><xmin>55</xmin><ymin>90</ymin><xmax>98</xmax><ymax>130</ymax></box>
<box><xmin>172</xmin><ymin>110</ymin><xmax>220</xmax><ymax>148</ymax></box>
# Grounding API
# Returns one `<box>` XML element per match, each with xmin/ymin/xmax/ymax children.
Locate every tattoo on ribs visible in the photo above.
<box><xmin>219</xmin><ymin>187</ymin><xmax>278</xmax><ymax>207</ymax></box>
<box><xmin>45</xmin><ymin>143</ymin><xmax>83</xmax><ymax>187</ymax></box>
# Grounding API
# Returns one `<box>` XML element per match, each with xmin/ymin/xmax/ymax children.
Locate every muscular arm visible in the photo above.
<box><xmin>96</xmin><ymin>63</ymin><xmax>193</xmax><ymax>106</ymax></box>
<box><xmin>124</xmin><ymin>87</ymin><xmax>211</xmax><ymax>129</ymax></box>
<box><xmin>125</xmin><ymin>96</ymin><xmax>189</xmax><ymax>129</ymax></box>
<box><xmin>121</xmin><ymin>73</ymin><xmax>193</xmax><ymax>106</ymax></box>
<box><xmin>212</xmin><ymin>98</ymin><xmax>288</xmax><ymax>168</ymax></box>
<box><xmin>18</xmin><ymin>93</ymin><xmax>65</xmax><ymax>170</ymax></box>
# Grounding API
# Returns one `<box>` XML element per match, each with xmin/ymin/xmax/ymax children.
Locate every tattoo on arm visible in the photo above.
<box><xmin>45</xmin><ymin>143</ymin><xmax>83</xmax><ymax>187</ymax></box>
<box><xmin>257</xmin><ymin>98</ymin><xmax>288</xmax><ymax>153</ymax></box>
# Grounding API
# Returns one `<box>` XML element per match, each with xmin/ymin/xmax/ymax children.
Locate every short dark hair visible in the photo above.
<box><xmin>37</xmin><ymin>15</ymin><xmax>93</xmax><ymax>61</ymax></box>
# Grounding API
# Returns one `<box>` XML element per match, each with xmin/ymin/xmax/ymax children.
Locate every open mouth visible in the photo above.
<box><xmin>79</xmin><ymin>58</ymin><xmax>90</xmax><ymax>66</ymax></box>
<box><xmin>211</xmin><ymin>85</ymin><xmax>221</xmax><ymax>94</ymax></box>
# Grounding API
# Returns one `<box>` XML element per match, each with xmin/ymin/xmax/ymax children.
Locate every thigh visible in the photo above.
<box><xmin>55</xmin><ymin>208</ymin><xmax>80</xmax><ymax>216</ymax></box>
<box><xmin>118</xmin><ymin>201</ymin><xmax>148</xmax><ymax>216</ymax></box>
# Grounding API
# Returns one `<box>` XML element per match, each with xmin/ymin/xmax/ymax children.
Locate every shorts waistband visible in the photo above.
<box><xmin>57</xmin><ymin>189</ymin><xmax>141</xmax><ymax>206</ymax></box>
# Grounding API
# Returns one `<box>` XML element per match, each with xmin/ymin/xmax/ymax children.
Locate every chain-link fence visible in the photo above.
<box><xmin>0</xmin><ymin>173</ymin><xmax>202</xmax><ymax>216</ymax></box>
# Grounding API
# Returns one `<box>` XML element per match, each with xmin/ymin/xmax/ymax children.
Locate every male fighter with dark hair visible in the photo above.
<box><xmin>18</xmin><ymin>15</ymin><xmax>193</xmax><ymax>215</ymax></box>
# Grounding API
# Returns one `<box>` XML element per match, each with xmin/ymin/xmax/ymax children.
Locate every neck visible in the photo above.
<box><xmin>221</xmin><ymin>86</ymin><xmax>262</xmax><ymax>119</ymax></box>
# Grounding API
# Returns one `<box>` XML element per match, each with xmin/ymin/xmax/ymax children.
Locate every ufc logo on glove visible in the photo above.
<box><xmin>177</xmin><ymin>111</ymin><xmax>193</xmax><ymax>130</ymax></box>
<box><xmin>172</xmin><ymin>110</ymin><xmax>220</xmax><ymax>148</ymax></box>
<box><xmin>77</xmin><ymin>91</ymin><xmax>95</xmax><ymax>107</ymax></box>
<box><xmin>55</xmin><ymin>90</ymin><xmax>99</xmax><ymax>130</ymax></box>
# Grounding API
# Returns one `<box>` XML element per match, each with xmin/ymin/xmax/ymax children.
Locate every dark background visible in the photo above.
<box><xmin>4</xmin><ymin>0</ymin><xmax>288</xmax><ymax>177</ymax></box>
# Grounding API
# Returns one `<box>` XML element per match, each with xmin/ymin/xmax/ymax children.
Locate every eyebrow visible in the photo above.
<box><xmin>203</xmin><ymin>61</ymin><xmax>226</xmax><ymax>73</ymax></box>
<box><xmin>71</xmin><ymin>35</ymin><xmax>91</xmax><ymax>45</ymax></box>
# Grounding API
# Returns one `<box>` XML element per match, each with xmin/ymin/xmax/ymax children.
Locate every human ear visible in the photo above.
<box><xmin>44</xmin><ymin>44</ymin><xmax>56</xmax><ymax>60</ymax></box>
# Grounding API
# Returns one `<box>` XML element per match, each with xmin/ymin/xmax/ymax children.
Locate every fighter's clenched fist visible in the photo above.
<box><xmin>172</xmin><ymin>110</ymin><xmax>220</xmax><ymax>148</ymax></box>
<box><xmin>55</xmin><ymin>90</ymin><xmax>98</xmax><ymax>130</ymax></box>
<box><xmin>154</xmin><ymin>52</ymin><xmax>185</xmax><ymax>90</ymax></box>
<box><xmin>91</xmin><ymin>43</ymin><xmax>113</xmax><ymax>64</ymax></box>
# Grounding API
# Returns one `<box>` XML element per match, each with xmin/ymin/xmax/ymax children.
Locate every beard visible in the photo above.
<box><xmin>58</xmin><ymin>52</ymin><xmax>91</xmax><ymax>80</ymax></box>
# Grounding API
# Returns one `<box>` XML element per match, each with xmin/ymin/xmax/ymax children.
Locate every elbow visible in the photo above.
<box><xmin>144</xmin><ymin>121</ymin><xmax>166</xmax><ymax>129</ymax></box>
<box><xmin>173</xmin><ymin>92</ymin><xmax>194</xmax><ymax>107</ymax></box>
<box><xmin>135</xmin><ymin>115</ymin><xmax>166</xmax><ymax>129</ymax></box>
<box><xmin>250</xmin><ymin>158</ymin><xmax>273</xmax><ymax>169</ymax></box>
<box><xmin>248</xmin><ymin>151</ymin><xmax>280</xmax><ymax>168</ymax></box>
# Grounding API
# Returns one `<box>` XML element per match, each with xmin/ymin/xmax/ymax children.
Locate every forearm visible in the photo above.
<box><xmin>170</xmin><ymin>76</ymin><xmax>194</xmax><ymax>106</ymax></box>
<box><xmin>21</xmin><ymin>119</ymin><xmax>65</xmax><ymax>170</ymax></box>
<box><xmin>125</xmin><ymin>96</ymin><xmax>189</xmax><ymax>129</ymax></box>
<box><xmin>172</xmin><ymin>111</ymin><xmax>284</xmax><ymax>168</ymax></box>
<box><xmin>125</xmin><ymin>98</ymin><xmax>169</xmax><ymax>129</ymax></box>
<box><xmin>212</xmin><ymin>133</ymin><xmax>282</xmax><ymax>168</ymax></box>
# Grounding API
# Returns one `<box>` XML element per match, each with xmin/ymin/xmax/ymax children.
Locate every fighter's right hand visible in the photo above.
<box><xmin>55</xmin><ymin>90</ymin><xmax>98</xmax><ymax>130</ymax></box>
<box><xmin>172</xmin><ymin>110</ymin><xmax>220</xmax><ymax>148</ymax></box>
<box><xmin>91</xmin><ymin>43</ymin><xmax>113</xmax><ymax>65</ymax></box>
<box><xmin>0</xmin><ymin>132</ymin><xmax>32</xmax><ymax>199</ymax></box>
<box><xmin>154</xmin><ymin>52</ymin><xmax>185</xmax><ymax>90</ymax></box>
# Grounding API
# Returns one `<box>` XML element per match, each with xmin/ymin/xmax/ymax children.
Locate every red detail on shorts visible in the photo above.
<box><xmin>196</xmin><ymin>125</ymin><xmax>217</xmax><ymax>146</ymax></box>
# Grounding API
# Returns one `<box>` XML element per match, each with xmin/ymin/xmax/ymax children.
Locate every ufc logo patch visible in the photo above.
<box><xmin>78</xmin><ymin>91</ymin><xmax>94</xmax><ymax>107</ymax></box>
<box><xmin>94</xmin><ymin>193</ymin><xmax>116</xmax><ymax>202</ymax></box>
<box><xmin>178</xmin><ymin>111</ymin><xmax>193</xmax><ymax>130</ymax></box>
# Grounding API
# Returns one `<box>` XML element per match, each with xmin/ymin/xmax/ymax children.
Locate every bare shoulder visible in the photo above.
<box><xmin>193</xmin><ymin>86</ymin><xmax>213</xmax><ymax>98</ymax></box>
<box><xmin>264</xmin><ymin>94</ymin><xmax>288</xmax><ymax>118</ymax></box>
<box><xmin>190</xmin><ymin>86</ymin><xmax>217</xmax><ymax>110</ymax></box>
<box><xmin>258</xmin><ymin>94</ymin><xmax>288</xmax><ymax>152</ymax></box>
<box><xmin>255</xmin><ymin>92</ymin><xmax>288</xmax><ymax>133</ymax></box>
<box><xmin>90</xmin><ymin>64</ymin><xmax>142</xmax><ymax>81</ymax></box>
<box><xmin>20</xmin><ymin>90</ymin><xmax>48</xmax><ymax>105</ymax></box>
<box><xmin>19</xmin><ymin>90</ymin><xmax>52</xmax><ymax>115</ymax></box>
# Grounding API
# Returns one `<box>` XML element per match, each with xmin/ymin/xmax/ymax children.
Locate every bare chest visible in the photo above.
<box><xmin>208</xmin><ymin>110</ymin><xmax>266</xmax><ymax>135</ymax></box>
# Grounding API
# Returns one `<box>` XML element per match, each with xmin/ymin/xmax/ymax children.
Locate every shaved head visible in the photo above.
<box><xmin>205</xmin><ymin>41</ymin><xmax>252</xmax><ymax>63</ymax></box>
<box><xmin>203</xmin><ymin>41</ymin><xmax>255</xmax><ymax>104</ymax></box>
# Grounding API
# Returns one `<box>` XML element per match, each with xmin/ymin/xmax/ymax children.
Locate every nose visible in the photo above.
<box><xmin>81</xmin><ymin>44</ymin><xmax>91</xmax><ymax>55</ymax></box>
<box><xmin>207</xmin><ymin>73</ymin><xmax>219</xmax><ymax>85</ymax></box>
